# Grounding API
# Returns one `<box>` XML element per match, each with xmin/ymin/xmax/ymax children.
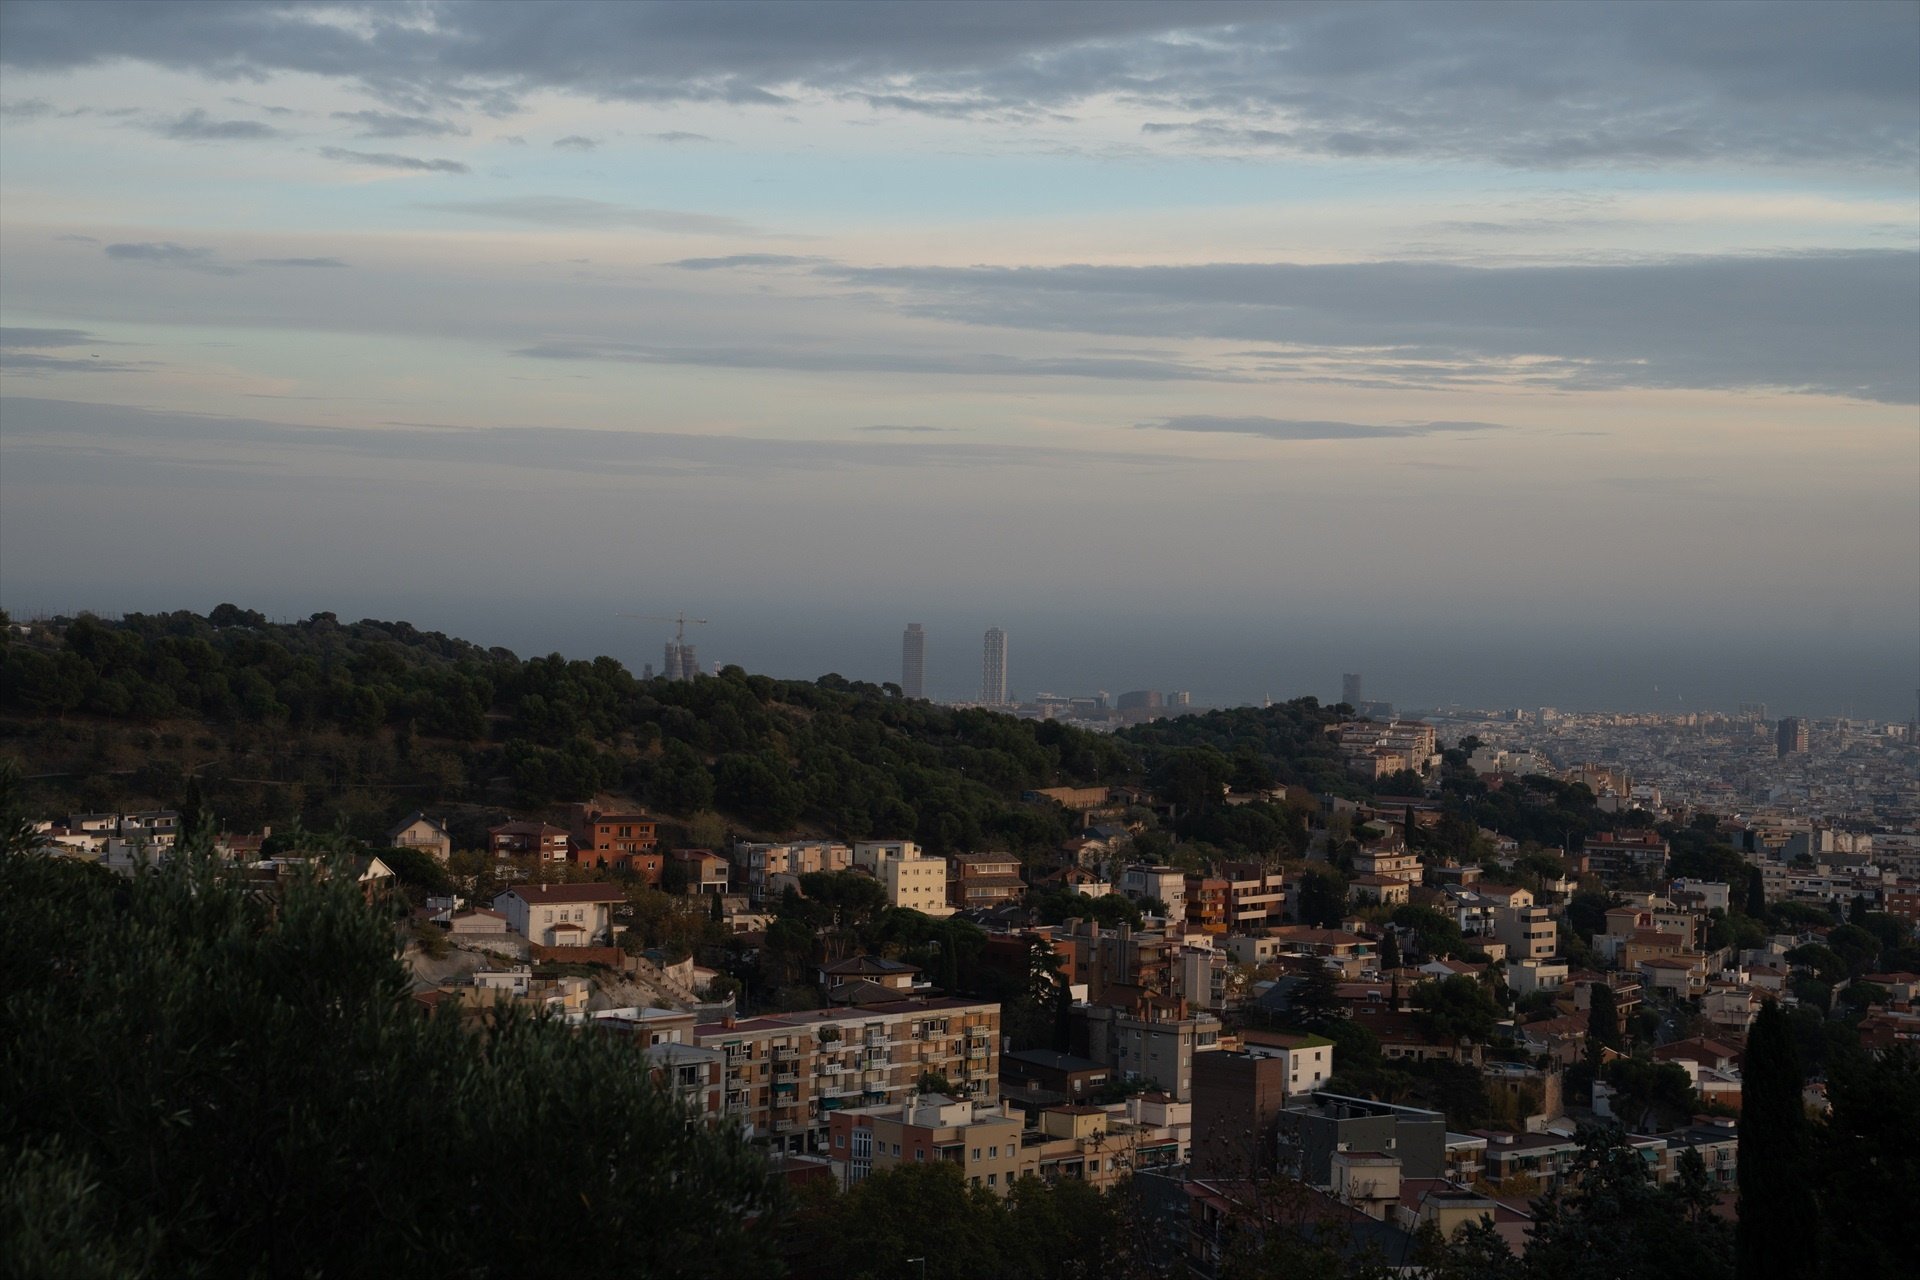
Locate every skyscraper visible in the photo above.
<box><xmin>901</xmin><ymin>623</ymin><xmax>926</xmax><ymax>700</ymax></box>
<box><xmin>1776</xmin><ymin>717</ymin><xmax>1808</xmax><ymax>758</ymax></box>
<box><xmin>1342</xmin><ymin>673</ymin><xmax>1364</xmax><ymax>707</ymax></box>
<box><xmin>981</xmin><ymin>627</ymin><xmax>1008</xmax><ymax>705</ymax></box>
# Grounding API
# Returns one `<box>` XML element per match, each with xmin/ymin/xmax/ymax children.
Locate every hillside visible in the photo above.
<box><xmin>0</xmin><ymin>607</ymin><xmax>1136</xmax><ymax>854</ymax></box>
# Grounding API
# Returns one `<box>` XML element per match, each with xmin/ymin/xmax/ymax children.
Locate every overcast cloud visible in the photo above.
<box><xmin>2</xmin><ymin>1</ymin><xmax>1913</xmax><ymax>168</ymax></box>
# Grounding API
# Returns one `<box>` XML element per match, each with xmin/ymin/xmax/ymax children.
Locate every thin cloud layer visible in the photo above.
<box><xmin>332</xmin><ymin>109</ymin><xmax>468</xmax><ymax>138</ymax></box>
<box><xmin>1</xmin><ymin>1</ymin><xmax>1911</xmax><ymax>169</ymax></box>
<box><xmin>102</xmin><ymin>241</ymin><xmax>240</xmax><ymax>275</ymax></box>
<box><xmin>1142</xmin><ymin>416</ymin><xmax>1504</xmax><ymax>441</ymax></box>
<box><xmin>155</xmin><ymin>108</ymin><xmax>280</xmax><ymax>141</ymax></box>
<box><xmin>0</xmin><ymin>395</ymin><xmax>1161</xmax><ymax>477</ymax></box>
<box><xmin>513</xmin><ymin>340</ymin><xmax>1235</xmax><ymax>382</ymax></box>
<box><xmin>0</xmin><ymin>328</ymin><xmax>147</xmax><ymax>373</ymax></box>
<box><xmin>818</xmin><ymin>251</ymin><xmax>1920</xmax><ymax>403</ymax></box>
<box><xmin>420</xmin><ymin>197</ymin><xmax>757</xmax><ymax>234</ymax></box>
<box><xmin>316</xmin><ymin>147</ymin><xmax>469</xmax><ymax>173</ymax></box>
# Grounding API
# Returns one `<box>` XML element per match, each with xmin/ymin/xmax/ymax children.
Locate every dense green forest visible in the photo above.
<box><xmin>0</xmin><ymin>606</ymin><xmax>1371</xmax><ymax>867</ymax></box>
<box><xmin>0</xmin><ymin>607</ymin><xmax>1133</xmax><ymax>854</ymax></box>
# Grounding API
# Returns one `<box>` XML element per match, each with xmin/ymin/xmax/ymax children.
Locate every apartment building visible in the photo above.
<box><xmin>1082</xmin><ymin>994</ymin><xmax>1223</xmax><ymax>1102</ymax></box>
<box><xmin>1063</xmin><ymin>919</ymin><xmax>1178</xmax><ymax>1001</ymax></box>
<box><xmin>855</xmin><ymin>840</ymin><xmax>955</xmax><ymax>916</ymax></box>
<box><xmin>949</xmin><ymin>853</ymin><xmax>1026</xmax><ymax>911</ymax></box>
<box><xmin>1337</xmin><ymin>721</ymin><xmax>1439</xmax><ymax>777</ymax></box>
<box><xmin>1353</xmin><ymin>841</ymin><xmax>1424</xmax><ymax>886</ymax></box>
<box><xmin>1120</xmin><ymin>865</ymin><xmax>1189</xmax><ymax>920</ymax></box>
<box><xmin>1220</xmin><ymin>868</ymin><xmax>1288</xmax><ymax>931</ymax></box>
<box><xmin>1174</xmin><ymin>947</ymin><xmax>1249</xmax><ymax>1013</ymax></box>
<box><xmin>731</xmin><ymin>840</ymin><xmax>852</xmax><ymax>901</ymax></box>
<box><xmin>830</xmin><ymin>1093</ymin><xmax>1026</xmax><ymax>1193</ymax></box>
<box><xmin>693</xmin><ymin>997</ymin><xmax>1002</xmax><ymax>1154</ymax></box>
<box><xmin>1583</xmin><ymin>830</ymin><xmax>1670</xmax><ymax>881</ymax></box>
<box><xmin>1275</xmin><ymin>1093</ymin><xmax>1448</xmax><ymax>1186</ymax></box>
<box><xmin>1492</xmin><ymin>901</ymin><xmax>1558</xmax><ymax>962</ymax></box>
<box><xmin>1238</xmin><ymin>1029</ymin><xmax>1334</xmax><ymax>1098</ymax></box>
<box><xmin>1185</xmin><ymin>877</ymin><xmax>1230</xmax><ymax>933</ymax></box>
<box><xmin>582</xmin><ymin>813</ymin><xmax>660</xmax><ymax>881</ymax></box>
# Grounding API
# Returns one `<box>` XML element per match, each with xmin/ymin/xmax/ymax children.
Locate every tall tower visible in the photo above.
<box><xmin>981</xmin><ymin>627</ymin><xmax>1008</xmax><ymax>706</ymax></box>
<box><xmin>1776</xmin><ymin>717</ymin><xmax>1808</xmax><ymax>758</ymax></box>
<box><xmin>1341</xmin><ymin>673</ymin><xmax>1364</xmax><ymax>708</ymax></box>
<box><xmin>902</xmin><ymin>623</ymin><xmax>926</xmax><ymax>700</ymax></box>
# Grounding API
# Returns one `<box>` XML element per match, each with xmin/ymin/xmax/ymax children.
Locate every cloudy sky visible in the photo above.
<box><xmin>2</xmin><ymin>1</ymin><xmax>1916</xmax><ymax>715</ymax></box>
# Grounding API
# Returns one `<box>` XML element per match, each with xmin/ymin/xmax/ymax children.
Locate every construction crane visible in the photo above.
<box><xmin>616</xmin><ymin>611</ymin><xmax>710</xmax><ymax>680</ymax></box>
<box><xmin>615</xmin><ymin>612</ymin><xmax>707</xmax><ymax>644</ymax></box>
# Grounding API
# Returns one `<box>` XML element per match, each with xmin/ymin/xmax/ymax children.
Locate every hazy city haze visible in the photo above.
<box><xmin>2</xmin><ymin>1</ymin><xmax>1915</xmax><ymax>717</ymax></box>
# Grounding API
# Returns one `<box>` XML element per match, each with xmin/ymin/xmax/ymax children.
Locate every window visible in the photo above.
<box><xmin>988</xmin><ymin>1146</ymin><xmax>997</xmax><ymax>1157</ymax></box>
<box><xmin>987</xmin><ymin>1173</ymin><xmax>997</xmax><ymax>1186</ymax></box>
<box><xmin>891</xmin><ymin>1144</ymin><xmax>900</xmax><ymax>1156</ymax></box>
<box><xmin>971</xmin><ymin>1148</ymin><xmax>980</xmax><ymax>1160</ymax></box>
<box><xmin>916</xmin><ymin>1150</ymin><xmax>926</xmax><ymax>1161</ymax></box>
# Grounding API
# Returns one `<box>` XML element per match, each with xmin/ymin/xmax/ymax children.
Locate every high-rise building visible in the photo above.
<box><xmin>981</xmin><ymin>627</ymin><xmax>1008</xmax><ymax>705</ymax></box>
<box><xmin>1342</xmin><ymin>673</ymin><xmax>1364</xmax><ymax>707</ymax></box>
<box><xmin>663</xmin><ymin>641</ymin><xmax>701</xmax><ymax>681</ymax></box>
<box><xmin>901</xmin><ymin>623</ymin><xmax>926</xmax><ymax>700</ymax></box>
<box><xmin>1776</xmin><ymin>717</ymin><xmax>1808</xmax><ymax>758</ymax></box>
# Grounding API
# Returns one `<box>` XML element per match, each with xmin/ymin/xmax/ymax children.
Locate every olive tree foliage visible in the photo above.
<box><xmin>0</xmin><ymin>770</ymin><xmax>781</xmax><ymax>1279</ymax></box>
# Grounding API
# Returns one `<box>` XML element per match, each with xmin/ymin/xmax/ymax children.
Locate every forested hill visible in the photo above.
<box><xmin>0</xmin><ymin>606</ymin><xmax>1135</xmax><ymax>852</ymax></box>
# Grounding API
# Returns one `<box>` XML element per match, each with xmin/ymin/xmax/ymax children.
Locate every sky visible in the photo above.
<box><xmin>1</xmin><ymin>1</ymin><xmax>1916</xmax><ymax>716</ymax></box>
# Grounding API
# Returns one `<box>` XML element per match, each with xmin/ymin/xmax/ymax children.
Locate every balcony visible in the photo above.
<box><xmin>772</xmin><ymin>1046</ymin><xmax>800</xmax><ymax>1062</ymax></box>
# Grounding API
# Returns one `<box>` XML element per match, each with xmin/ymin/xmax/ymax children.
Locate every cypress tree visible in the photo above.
<box><xmin>1586</xmin><ymin>978</ymin><xmax>1620</xmax><ymax>1073</ymax></box>
<box><xmin>1378</xmin><ymin>929</ymin><xmax>1402</xmax><ymax>973</ymax></box>
<box><xmin>1737</xmin><ymin>1000</ymin><xmax>1821</xmax><ymax>1280</ymax></box>
<box><xmin>1745</xmin><ymin>867</ymin><xmax>1768</xmax><ymax>920</ymax></box>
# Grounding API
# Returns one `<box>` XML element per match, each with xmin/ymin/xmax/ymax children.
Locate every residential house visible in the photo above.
<box><xmin>387</xmin><ymin>812</ymin><xmax>451</xmax><ymax>862</ymax></box>
<box><xmin>669</xmin><ymin>847</ymin><xmax>732</xmax><ymax>894</ymax></box>
<box><xmin>819</xmin><ymin>955</ymin><xmax>922</xmax><ymax>1004</ymax></box>
<box><xmin>488</xmin><ymin>820</ymin><xmax>571</xmax><ymax>862</ymax></box>
<box><xmin>1349</xmin><ymin>873</ymin><xmax>1411</xmax><ymax>906</ymax></box>
<box><xmin>492</xmin><ymin>882</ymin><xmax>623</xmax><ymax>947</ymax></box>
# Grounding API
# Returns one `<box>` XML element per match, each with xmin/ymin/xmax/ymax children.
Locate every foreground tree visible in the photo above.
<box><xmin>0</xmin><ymin>806</ymin><xmax>782</xmax><ymax>1278</ymax></box>
<box><xmin>1526</xmin><ymin>1126</ymin><xmax>1733</xmax><ymax>1280</ymax></box>
<box><xmin>1736</xmin><ymin>1001</ymin><xmax>1820</xmax><ymax>1280</ymax></box>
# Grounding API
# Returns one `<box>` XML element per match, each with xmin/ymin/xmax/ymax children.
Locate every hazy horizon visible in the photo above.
<box><xmin>3</xmin><ymin>2</ymin><xmax>1916</xmax><ymax>721</ymax></box>
<box><xmin>0</xmin><ymin>582</ymin><xmax>1908</xmax><ymax>723</ymax></box>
